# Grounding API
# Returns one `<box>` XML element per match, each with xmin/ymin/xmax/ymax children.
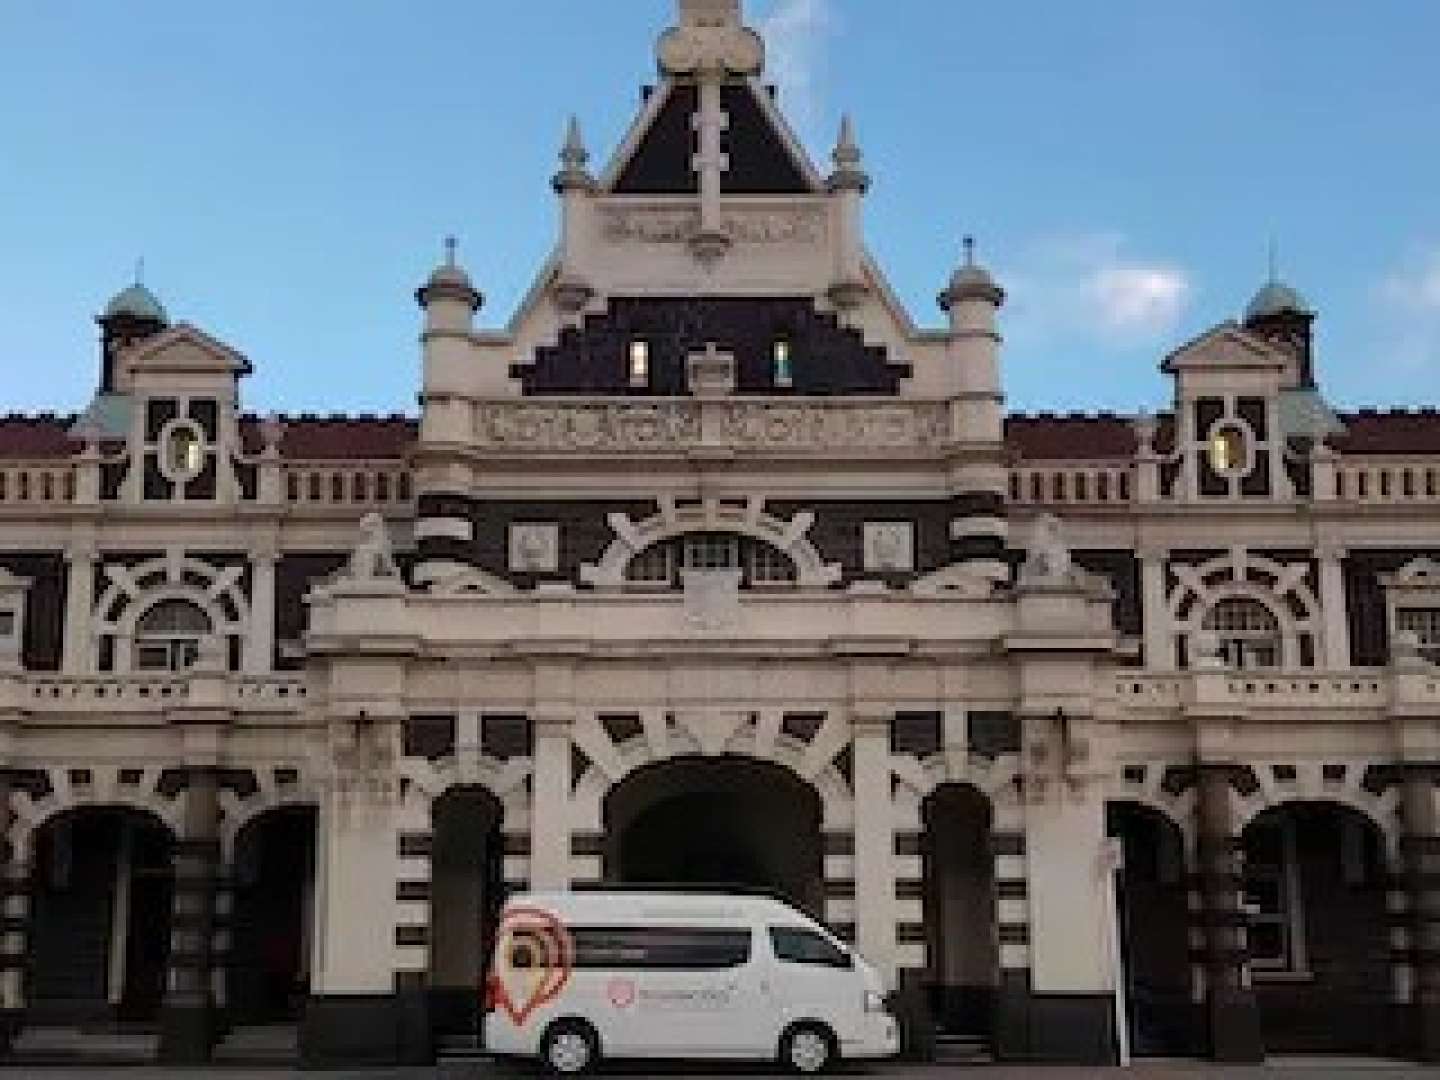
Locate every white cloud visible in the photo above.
<box><xmin>756</xmin><ymin>0</ymin><xmax>832</xmax><ymax>148</ymax></box>
<box><xmin>1379</xmin><ymin>248</ymin><xmax>1440</xmax><ymax>312</ymax></box>
<box><xmin>1000</xmin><ymin>232</ymin><xmax>1192</xmax><ymax>347</ymax></box>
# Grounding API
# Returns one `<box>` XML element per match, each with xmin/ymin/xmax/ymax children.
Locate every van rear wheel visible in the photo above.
<box><xmin>780</xmin><ymin>1022</ymin><xmax>835</xmax><ymax>1074</ymax></box>
<box><xmin>541</xmin><ymin>1019</ymin><xmax>598</xmax><ymax>1076</ymax></box>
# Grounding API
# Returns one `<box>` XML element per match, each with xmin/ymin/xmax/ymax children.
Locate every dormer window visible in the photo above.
<box><xmin>628</xmin><ymin>340</ymin><xmax>650</xmax><ymax>388</ymax></box>
<box><xmin>773</xmin><ymin>339</ymin><xmax>793</xmax><ymax>388</ymax></box>
<box><xmin>159</xmin><ymin>420</ymin><xmax>205</xmax><ymax>482</ymax></box>
<box><xmin>1207</xmin><ymin>423</ymin><xmax>1248</xmax><ymax>478</ymax></box>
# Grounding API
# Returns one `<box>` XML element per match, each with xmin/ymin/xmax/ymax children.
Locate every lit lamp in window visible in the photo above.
<box><xmin>773</xmin><ymin>339</ymin><xmax>793</xmax><ymax>388</ymax></box>
<box><xmin>628</xmin><ymin>340</ymin><xmax>650</xmax><ymax>388</ymax></box>
<box><xmin>164</xmin><ymin>424</ymin><xmax>205</xmax><ymax>478</ymax></box>
<box><xmin>1207</xmin><ymin>424</ymin><xmax>1246</xmax><ymax>477</ymax></box>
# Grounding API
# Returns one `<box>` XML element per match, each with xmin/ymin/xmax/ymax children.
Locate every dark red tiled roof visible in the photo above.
<box><xmin>1331</xmin><ymin>409</ymin><xmax>1440</xmax><ymax>456</ymax></box>
<box><xmin>238</xmin><ymin>414</ymin><xmax>417</xmax><ymax>459</ymax></box>
<box><xmin>1005</xmin><ymin>413</ymin><xmax>1147</xmax><ymax>460</ymax></box>
<box><xmin>0</xmin><ymin>414</ymin><xmax>77</xmax><ymax>458</ymax></box>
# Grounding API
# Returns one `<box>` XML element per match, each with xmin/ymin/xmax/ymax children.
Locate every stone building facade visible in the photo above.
<box><xmin>0</xmin><ymin>0</ymin><xmax>1437</xmax><ymax>1066</ymax></box>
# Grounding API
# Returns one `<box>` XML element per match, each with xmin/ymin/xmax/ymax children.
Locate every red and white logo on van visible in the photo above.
<box><xmin>606</xmin><ymin>977</ymin><xmax>638</xmax><ymax>1009</ymax></box>
<box><xmin>486</xmin><ymin>906</ymin><xmax>574</xmax><ymax>1027</ymax></box>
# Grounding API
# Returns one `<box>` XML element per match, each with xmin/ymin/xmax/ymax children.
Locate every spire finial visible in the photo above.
<box><xmin>963</xmin><ymin>235</ymin><xmax>976</xmax><ymax>267</ymax></box>
<box><xmin>1267</xmin><ymin>237</ymin><xmax>1279</xmax><ymax>284</ymax></box>
<box><xmin>443</xmin><ymin>235</ymin><xmax>457</xmax><ymax>267</ymax></box>
<box><xmin>134</xmin><ymin>256</ymin><xmax>144</xmax><ymax>286</ymax></box>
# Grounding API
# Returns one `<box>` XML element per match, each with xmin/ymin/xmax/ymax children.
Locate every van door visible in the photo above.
<box><xmin>763</xmin><ymin>926</ymin><xmax>863</xmax><ymax>1044</ymax></box>
<box><xmin>572</xmin><ymin>925</ymin><xmax>766</xmax><ymax>1057</ymax></box>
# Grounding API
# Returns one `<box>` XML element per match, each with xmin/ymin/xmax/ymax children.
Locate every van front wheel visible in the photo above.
<box><xmin>540</xmin><ymin>1019</ymin><xmax>599</xmax><ymax>1076</ymax></box>
<box><xmin>780</xmin><ymin>1022</ymin><xmax>835</xmax><ymax>1074</ymax></box>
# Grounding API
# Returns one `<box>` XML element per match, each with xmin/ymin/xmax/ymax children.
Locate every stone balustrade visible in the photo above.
<box><xmin>281</xmin><ymin>461</ymin><xmax>413</xmax><ymax>508</ymax></box>
<box><xmin>0</xmin><ymin>463</ymin><xmax>76</xmax><ymax>505</ymax></box>
<box><xmin>1333</xmin><ymin>458</ymin><xmax>1440</xmax><ymax>503</ymax></box>
<box><xmin>5</xmin><ymin>672</ymin><xmax>306</xmax><ymax>715</ymax></box>
<box><xmin>1009</xmin><ymin>463</ymin><xmax>1133</xmax><ymax>506</ymax></box>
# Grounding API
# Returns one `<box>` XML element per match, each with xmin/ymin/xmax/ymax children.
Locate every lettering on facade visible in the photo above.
<box><xmin>599</xmin><ymin>207</ymin><xmax>825</xmax><ymax>246</ymax></box>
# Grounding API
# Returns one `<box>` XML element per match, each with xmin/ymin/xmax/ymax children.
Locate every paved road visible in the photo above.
<box><xmin>3</xmin><ymin>1063</ymin><xmax>1437</xmax><ymax>1079</ymax></box>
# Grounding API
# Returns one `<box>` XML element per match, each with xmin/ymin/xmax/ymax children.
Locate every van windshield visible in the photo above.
<box><xmin>768</xmin><ymin>926</ymin><xmax>852</xmax><ymax>968</ymax></box>
<box><xmin>570</xmin><ymin>925</ymin><xmax>751</xmax><ymax>970</ymax></box>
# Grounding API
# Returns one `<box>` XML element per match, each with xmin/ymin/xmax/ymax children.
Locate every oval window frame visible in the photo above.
<box><xmin>1206</xmin><ymin>421</ymin><xmax>1252</xmax><ymax>479</ymax></box>
<box><xmin>157</xmin><ymin>418</ymin><xmax>207</xmax><ymax>483</ymax></box>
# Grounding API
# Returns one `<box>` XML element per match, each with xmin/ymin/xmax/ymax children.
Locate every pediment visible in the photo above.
<box><xmin>601</xmin><ymin>78</ymin><xmax>822</xmax><ymax>196</ymax></box>
<box><xmin>1160</xmin><ymin>322</ymin><xmax>1287</xmax><ymax>375</ymax></box>
<box><xmin>120</xmin><ymin>323</ymin><xmax>252</xmax><ymax>378</ymax></box>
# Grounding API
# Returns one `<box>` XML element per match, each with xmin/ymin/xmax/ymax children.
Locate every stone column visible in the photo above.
<box><xmin>159</xmin><ymin>767</ymin><xmax>220</xmax><ymax>1063</ymax></box>
<box><xmin>244</xmin><ymin>543</ymin><xmax>277</xmax><ymax>675</ymax></box>
<box><xmin>529</xmin><ymin>711</ymin><xmax>572</xmax><ymax>892</ymax></box>
<box><xmin>0</xmin><ymin>773</ymin><xmax>24</xmax><ymax>1053</ymax></box>
<box><xmin>1195</xmin><ymin>762</ymin><xmax>1263</xmax><ymax>1062</ymax></box>
<box><xmin>1139</xmin><ymin>547</ymin><xmax>1172</xmax><ymax>671</ymax></box>
<box><xmin>1400</xmin><ymin>763</ymin><xmax>1440</xmax><ymax>1061</ymax></box>
<box><xmin>851</xmin><ymin>713</ymin><xmax>897</xmax><ymax>988</ymax></box>
<box><xmin>62</xmin><ymin>540</ymin><xmax>95</xmax><ymax>674</ymax></box>
<box><xmin>301</xmin><ymin>715</ymin><xmax>410</xmax><ymax>1066</ymax></box>
<box><xmin>1317</xmin><ymin>546</ymin><xmax>1350</xmax><ymax>670</ymax></box>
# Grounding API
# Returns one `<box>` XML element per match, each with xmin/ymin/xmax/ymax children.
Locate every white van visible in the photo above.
<box><xmin>482</xmin><ymin>890</ymin><xmax>899</xmax><ymax>1074</ymax></box>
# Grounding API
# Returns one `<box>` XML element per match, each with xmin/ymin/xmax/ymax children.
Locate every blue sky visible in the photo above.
<box><xmin>2</xmin><ymin>0</ymin><xmax>1438</xmax><ymax>416</ymax></box>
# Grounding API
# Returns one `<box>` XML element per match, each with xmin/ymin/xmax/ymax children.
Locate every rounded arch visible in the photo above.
<box><xmin>1168</xmin><ymin>551</ymin><xmax>1320</xmax><ymax>669</ymax></box>
<box><xmin>1233</xmin><ymin>771</ymin><xmax>1401</xmax><ymax>862</ymax></box>
<box><xmin>1103</xmin><ymin>762</ymin><xmax>1198</xmax><ymax>856</ymax></box>
<box><xmin>570</xmin><ymin>724</ymin><xmax>851</xmax><ymax>835</ymax></box>
<box><xmin>92</xmin><ymin>553</ymin><xmax>249</xmax><ymax>673</ymax></box>
<box><xmin>220</xmin><ymin>781</ymin><xmax>320</xmax><ymax>864</ymax></box>
<box><xmin>602</xmin><ymin>754</ymin><xmax>826</xmax><ymax>914</ymax></box>
<box><xmin>580</xmin><ymin>498</ymin><xmax>842</xmax><ymax>591</ymax></box>
<box><xmin>396</xmin><ymin>753</ymin><xmax>532</xmax><ymax>828</ymax></box>
<box><xmin>9</xmin><ymin>777</ymin><xmax>182</xmax><ymax>863</ymax></box>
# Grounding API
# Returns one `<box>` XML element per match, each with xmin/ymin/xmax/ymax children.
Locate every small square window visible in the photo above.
<box><xmin>0</xmin><ymin>610</ymin><xmax>14</xmax><ymax>638</ymax></box>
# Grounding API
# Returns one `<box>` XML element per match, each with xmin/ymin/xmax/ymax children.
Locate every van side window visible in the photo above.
<box><xmin>768</xmin><ymin>927</ymin><xmax>851</xmax><ymax>968</ymax></box>
<box><xmin>571</xmin><ymin>926</ymin><xmax>751</xmax><ymax>970</ymax></box>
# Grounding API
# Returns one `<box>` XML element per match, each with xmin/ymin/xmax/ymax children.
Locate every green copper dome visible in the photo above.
<box><xmin>1245</xmin><ymin>281</ymin><xmax>1309</xmax><ymax>322</ymax></box>
<box><xmin>103</xmin><ymin>283</ymin><xmax>168</xmax><ymax>324</ymax></box>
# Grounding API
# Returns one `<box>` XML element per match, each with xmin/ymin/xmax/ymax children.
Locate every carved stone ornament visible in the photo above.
<box><xmin>1017</xmin><ymin>513</ymin><xmax>1110</xmax><ymax>595</ymax></box>
<box><xmin>657</xmin><ymin>0</ymin><xmax>764</xmax><ymax>76</ymax></box>
<box><xmin>864</xmin><ymin>522</ymin><xmax>914</xmax><ymax>572</ymax></box>
<box><xmin>471</xmin><ymin>400</ymin><xmax>949</xmax><ymax>454</ymax></box>
<box><xmin>1384</xmin><ymin>557</ymin><xmax>1440</xmax><ymax>593</ymax></box>
<box><xmin>508</xmin><ymin>523</ymin><xmax>560</xmax><ymax>574</ymax></box>
<box><xmin>600</xmin><ymin>207</ymin><xmax>824</xmax><ymax>246</ymax></box>
<box><xmin>682</xmin><ymin>567</ymin><xmax>742</xmax><ymax>632</ymax></box>
<box><xmin>347</xmin><ymin>512</ymin><xmax>400</xmax><ymax>580</ymax></box>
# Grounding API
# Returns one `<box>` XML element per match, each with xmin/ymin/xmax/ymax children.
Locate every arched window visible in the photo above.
<box><xmin>134</xmin><ymin>599</ymin><xmax>211</xmax><ymax>672</ymax></box>
<box><xmin>1203</xmin><ymin>597</ymin><xmax>1280</xmax><ymax>670</ymax></box>
<box><xmin>625</xmin><ymin>532</ymin><xmax>797</xmax><ymax>590</ymax></box>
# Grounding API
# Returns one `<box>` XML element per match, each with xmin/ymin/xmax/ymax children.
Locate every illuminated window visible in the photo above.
<box><xmin>773</xmin><ymin>339</ymin><xmax>793</xmax><ymax>388</ymax></box>
<box><xmin>628</xmin><ymin>340</ymin><xmax>650</xmax><ymax>387</ymax></box>
<box><xmin>1207</xmin><ymin>424</ymin><xmax>1248</xmax><ymax>477</ymax></box>
<box><xmin>1203</xmin><ymin>597</ymin><xmax>1280</xmax><ymax>669</ymax></box>
<box><xmin>134</xmin><ymin>599</ymin><xmax>210</xmax><ymax>672</ymax></box>
<box><xmin>161</xmin><ymin>422</ymin><xmax>205</xmax><ymax>480</ymax></box>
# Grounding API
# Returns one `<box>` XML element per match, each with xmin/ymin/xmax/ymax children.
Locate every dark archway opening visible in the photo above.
<box><xmin>1106</xmin><ymin>802</ymin><xmax>1196</xmax><ymax>1056</ymax></box>
<box><xmin>29</xmin><ymin>807</ymin><xmax>175</xmax><ymax>1024</ymax></box>
<box><xmin>1241</xmin><ymin>802</ymin><xmax>1390</xmax><ymax>1055</ymax></box>
<box><xmin>920</xmin><ymin>784</ymin><xmax>997</xmax><ymax>1041</ymax></box>
<box><xmin>228</xmin><ymin>806</ymin><xmax>316</xmax><ymax>1025</ymax></box>
<box><xmin>604</xmin><ymin>756</ymin><xmax>823</xmax><ymax>917</ymax></box>
<box><xmin>429</xmin><ymin>786</ymin><xmax>503</xmax><ymax>1050</ymax></box>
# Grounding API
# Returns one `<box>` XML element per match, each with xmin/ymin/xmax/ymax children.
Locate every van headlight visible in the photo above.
<box><xmin>864</xmin><ymin>990</ymin><xmax>886</xmax><ymax>1014</ymax></box>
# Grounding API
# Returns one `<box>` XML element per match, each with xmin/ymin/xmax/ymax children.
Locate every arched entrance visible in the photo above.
<box><xmin>228</xmin><ymin>806</ymin><xmax>316</xmax><ymax>1024</ymax></box>
<box><xmin>1241</xmin><ymin>802</ymin><xmax>1391</xmax><ymax>1055</ymax></box>
<box><xmin>920</xmin><ymin>784</ymin><xmax>997</xmax><ymax>1043</ymax></box>
<box><xmin>604</xmin><ymin>756</ymin><xmax>823</xmax><ymax>916</ymax></box>
<box><xmin>29</xmin><ymin>807</ymin><xmax>175</xmax><ymax>1023</ymax></box>
<box><xmin>1106</xmin><ymin>802</ymin><xmax>1195</xmax><ymax>1056</ymax></box>
<box><xmin>429</xmin><ymin>786</ymin><xmax>503</xmax><ymax>1049</ymax></box>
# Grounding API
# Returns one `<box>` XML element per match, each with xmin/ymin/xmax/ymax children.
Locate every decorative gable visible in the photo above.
<box><xmin>117</xmin><ymin>323</ymin><xmax>252</xmax><ymax>393</ymax></box>
<box><xmin>1161</xmin><ymin>322</ymin><xmax>1287</xmax><ymax>375</ymax></box>
<box><xmin>609</xmin><ymin>81</ymin><xmax>814</xmax><ymax>196</ymax></box>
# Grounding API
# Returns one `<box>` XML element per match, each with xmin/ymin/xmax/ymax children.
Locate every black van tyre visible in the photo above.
<box><xmin>540</xmin><ymin>1018</ymin><xmax>599</xmax><ymax>1076</ymax></box>
<box><xmin>780</xmin><ymin>1021</ymin><xmax>836</xmax><ymax>1074</ymax></box>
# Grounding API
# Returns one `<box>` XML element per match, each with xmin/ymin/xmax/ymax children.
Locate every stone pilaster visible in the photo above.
<box><xmin>1195</xmin><ymin>762</ymin><xmax>1263</xmax><ymax>1062</ymax></box>
<box><xmin>529</xmin><ymin>709</ymin><xmax>573</xmax><ymax>892</ymax></box>
<box><xmin>851</xmin><ymin>712</ymin><xmax>897</xmax><ymax>988</ymax></box>
<box><xmin>0</xmin><ymin>774</ymin><xmax>24</xmax><ymax>1053</ymax></box>
<box><xmin>159</xmin><ymin>766</ymin><xmax>220</xmax><ymax>1063</ymax></box>
<box><xmin>1400</xmin><ymin>762</ymin><xmax>1440</xmax><ymax>1062</ymax></box>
